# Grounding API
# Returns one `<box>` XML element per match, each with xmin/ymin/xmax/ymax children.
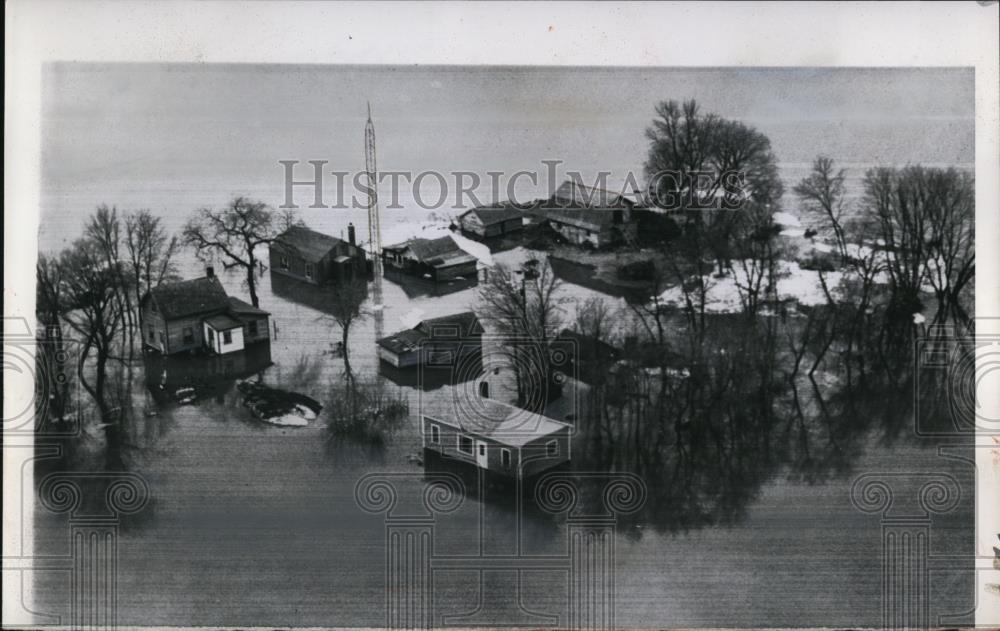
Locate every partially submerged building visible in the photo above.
<box><xmin>421</xmin><ymin>398</ymin><xmax>572</xmax><ymax>479</ymax></box>
<box><xmin>381</xmin><ymin>235</ymin><xmax>478</xmax><ymax>292</ymax></box>
<box><xmin>140</xmin><ymin>269</ymin><xmax>270</xmax><ymax>356</ymax></box>
<box><xmin>376</xmin><ymin>311</ymin><xmax>483</xmax><ymax>369</ymax></box>
<box><xmin>457</xmin><ymin>205</ymin><xmax>526</xmax><ymax>242</ymax></box>
<box><xmin>532</xmin><ymin>180</ymin><xmax>636</xmax><ymax>248</ymax></box>
<box><xmin>269</xmin><ymin>224</ymin><xmax>367</xmax><ymax>285</ymax></box>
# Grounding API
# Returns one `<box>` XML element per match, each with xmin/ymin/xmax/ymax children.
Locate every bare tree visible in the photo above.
<box><xmin>124</xmin><ymin>209</ymin><xmax>179</xmax><ymax>318</ymax></box>
<box><xmin>182</xmin><ymin>196</ymin><xmax>277</xmax><ymax>307</ymax></box>
<box><xmin>922</xmin><ymin>169</ymin><xmax>974</xmax><ymax>325</ymax></box>
<box><xmin>277</xmin><ymin>207</ymin><xmax>305</xmax><ymax>232</ymax></box>
<box><xmin>59</xmin><ymin>238</ymin><xmax>128</xmax><ymax>469</ymax></box>
<box><xmin>478</xmin><ymin>261</ymin><xmax>563</xmax><ymax>409</ymax></box>
<box><xmin>320</xmin><ymin>279</ymin><xmax>369</xmax><ymax>381</ymax></box>
<box><xmin>645</xmin><ymin>99</ymin><xmax>784</xmax><ymax>275</ymax></box>
<box><xmin>36</xmin><ymin>254</ymin><xmax>73</xmax><ymax>427</ymax></box>
<box><xmin>85</xmin><ymin>206</ymin><xmax>136</xmax><ymax>362</ymax></box>
<box><xmin>794</xmin><ymin>156</ymin><xmax>849</xmax><ymax>259</ymax></box>
<box><xmin>865</xmin><ymin>166</ymin><xmax>974</xmax><ymax>324</ymax></box>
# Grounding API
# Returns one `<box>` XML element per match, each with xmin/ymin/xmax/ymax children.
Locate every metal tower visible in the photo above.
<box><xmin>365</xmin><ymin>102</ymin><xmax>384</xmax><ymax>341</ymax></box>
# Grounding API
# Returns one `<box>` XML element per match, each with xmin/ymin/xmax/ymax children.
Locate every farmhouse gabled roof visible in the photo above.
<box><xmin>273</xmin><ymin>225</ymin><xmax>345</xmax><ymax>263</ymax></box>
<box><xmin>147</xmin><ymin>276</ymin><xmax>230</xmax><ymax>320</ymax></box>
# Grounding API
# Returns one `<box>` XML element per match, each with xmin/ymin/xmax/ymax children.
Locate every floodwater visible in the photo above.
<box><xmin>31</xmin><ymin>65</ymin><xmax>976</xmax><ymax>627</ymax></box>
<box><xmin>30</xmin><ymin>250</ymin><xmax>975</xmax><ymax>628</ymax></box>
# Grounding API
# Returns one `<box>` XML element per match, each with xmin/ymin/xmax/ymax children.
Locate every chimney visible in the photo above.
<box><xmin>347</xmin><ymin>223</ymin><xmax>356</xmax><ymax>246</ymax></box>
<box><xmin>206</xmin><ymin>266</ymin><xmax>215</xmax><ymax>278</ymax></box>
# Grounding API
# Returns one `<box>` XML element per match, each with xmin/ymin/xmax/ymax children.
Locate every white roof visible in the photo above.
<box><xmin>425</xmin><ymin>399</ymin><xmax>570</xmax><ymax>447</ymax></box>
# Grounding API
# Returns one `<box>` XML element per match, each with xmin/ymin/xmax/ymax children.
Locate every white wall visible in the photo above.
<box><xmin>203</xmin><ymin>322</ymin><xmax>245</xmax><ymax>355</ymax></box>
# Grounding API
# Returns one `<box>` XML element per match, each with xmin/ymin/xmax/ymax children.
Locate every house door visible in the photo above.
<box><xmin>476</xmin><ymin>441</ymin><xmax>488</xmax><ymax>469</ymax></box>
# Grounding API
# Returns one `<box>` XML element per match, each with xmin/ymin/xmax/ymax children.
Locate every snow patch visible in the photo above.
<box><xmin>773</xmin><ymin>211</ymin><xmax>802</xmax><ymax>228</ymax></box>
<box><xmin>263</xmin><ymin>414</ymin><xmax>309</xmax><ymax>427</ymax></box>
<box><xmin>399</xmin><ymin>308</ymin><xmax>426</xmax><ymax>329</ymax></box>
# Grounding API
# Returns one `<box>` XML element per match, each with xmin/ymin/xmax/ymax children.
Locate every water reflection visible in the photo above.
<box><xmin>269</xmin><ymin>270</ymin><xmax>369</xmax><ymax>313</ymax></box>
<box><xmin>142</xmin><ymin>343</ymin><xmax>273</xmax><ymax>406</ymax></box>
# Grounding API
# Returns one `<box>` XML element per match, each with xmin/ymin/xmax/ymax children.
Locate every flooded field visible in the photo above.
<box><xmin>31</xmin><ymin>248</ymin><xmax>975</xmax><ymax>628</ymax></box>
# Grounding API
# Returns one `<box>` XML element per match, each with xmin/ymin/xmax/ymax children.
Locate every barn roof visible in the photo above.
<box><xmin>273</xmin><ymin>225</ymin><xmax>345</xmax><ymax>263</ymax></box>
<box><xmin>460</xmin><ymin>205</ymin><xmax>526</xmax><ymax>226</ymax></box>
<box><xmin>425</xmin><ymin>399</ymin><xmax>570</xmax><ymax>447</ymax></box>
<box><xmin>550</xmin><ymin>180</ymin><xmax>633</xmax><ymax>209</ymax></box>
<box><xmin>147</xmin><ymin>276</ymin><xmax>230</xmax><ymax>320</ymax></box>
<box><xmin>528</xmin><ymin>180</ymin><xmax>634</xmax><ymax>231</ymax></box>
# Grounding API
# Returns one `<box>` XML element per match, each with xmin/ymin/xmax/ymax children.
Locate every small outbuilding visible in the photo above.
<box><xmin>422</xmin><ymin>398</ymin><xmax>572</xmax><ymax>479</ymax></box>
<box><xmin>381</xmin><ymin>235</ymin><xmax>478</xmax><ymax>286</ymax></box>
<box><xmin>376</xmin><ymin>311</ymin><xmax>483</xmax><ymax>369</ymax></box>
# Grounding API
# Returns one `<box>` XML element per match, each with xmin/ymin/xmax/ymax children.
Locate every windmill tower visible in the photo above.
<box><xmin>365</xmin><ymin>102</ymin><xmax>385</xmax><ymax>341</ymax></box>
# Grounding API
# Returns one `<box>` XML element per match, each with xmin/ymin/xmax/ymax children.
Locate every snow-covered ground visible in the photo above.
<box><xmin>774</xmin><ymin>211</ymin><xmax>806</xmax><ymax>238</ymax></box>
<box><xmin>654</xmin><ymin>259</ymin><xmax>875</xmax><ymax>312</ymax></box>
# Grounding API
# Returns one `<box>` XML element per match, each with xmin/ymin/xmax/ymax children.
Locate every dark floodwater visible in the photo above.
<box><xmin>31</xmin><ymin>256</ymin><xmax>974</xmax><ymax>628</ymax></box>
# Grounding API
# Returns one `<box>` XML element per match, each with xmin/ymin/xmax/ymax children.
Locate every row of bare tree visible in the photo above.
<box><xmin>36</xmin><ymin>206</ymin><xmax>179</xmax><ymax>468</ymax></box>
<box><xmin>474</xmin><ymin>100</ymin><xmax>974</xmax><ymax>531</ymax></box>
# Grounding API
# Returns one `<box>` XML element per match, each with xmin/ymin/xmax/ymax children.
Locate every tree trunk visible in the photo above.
<box><xmin>342</xmin><ymin>323</ymin><xmax>353</xmax><ymax>381</ymax></box>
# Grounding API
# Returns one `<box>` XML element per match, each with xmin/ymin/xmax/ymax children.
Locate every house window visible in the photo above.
<box><xmin>247</xmin><ymin>320</ymin><xmax>258</xmax><ymax>337</ymax></box>
<box><xmin>223</xmin><ymin>330</ymin><xmax>232</xmax><ymax>344</ymax></box>
<box><xmin>501</xmin><ymin>448</ymin><xmax>511</xmax><ymax>469</ymax></box>
<box><xmin>148</xmin><ymin>326</ymin><xmax>155</xmax><ymax>342</ymax></box>
<box><xmin>183</xmin><ymin>327</ymin><xmax>194</xmax><ymax>344</ymax></box>
<box><xmin>207</xmin><ymin>329</ymin><xmax>215</xmax><ymax>346</ymax></box>
<box><xmin>457</xmin><ymin>435</ymin><xmax>473</xmax><ymax>455</ymax></box>
<box><xmin>479</xmin><ymin>381</ymin><xmax>490</xmax><ymax>399</ymax></box>
<box><xmin>478</xmin><ymin>443</ymin><xmax>486</xmax><ymax>457</ymax></box>
<box><xmin>305</xmin><ymin>263</ymin><xmax>314</xmax><ymax>279</ymax></box>
<box><xmin>430</xmin><ymin>424</ymin><xmax>440</xmax><ymax>444</ymax></box>
<box><xmin>546</xmin><ymin>440</ymin><xmax>559</xmax><ymax>457</ymax></box>
<box><xmin>280</xmin><ymin>255</ymin><xmax>289</xmax><ymax>270</ymax></box>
